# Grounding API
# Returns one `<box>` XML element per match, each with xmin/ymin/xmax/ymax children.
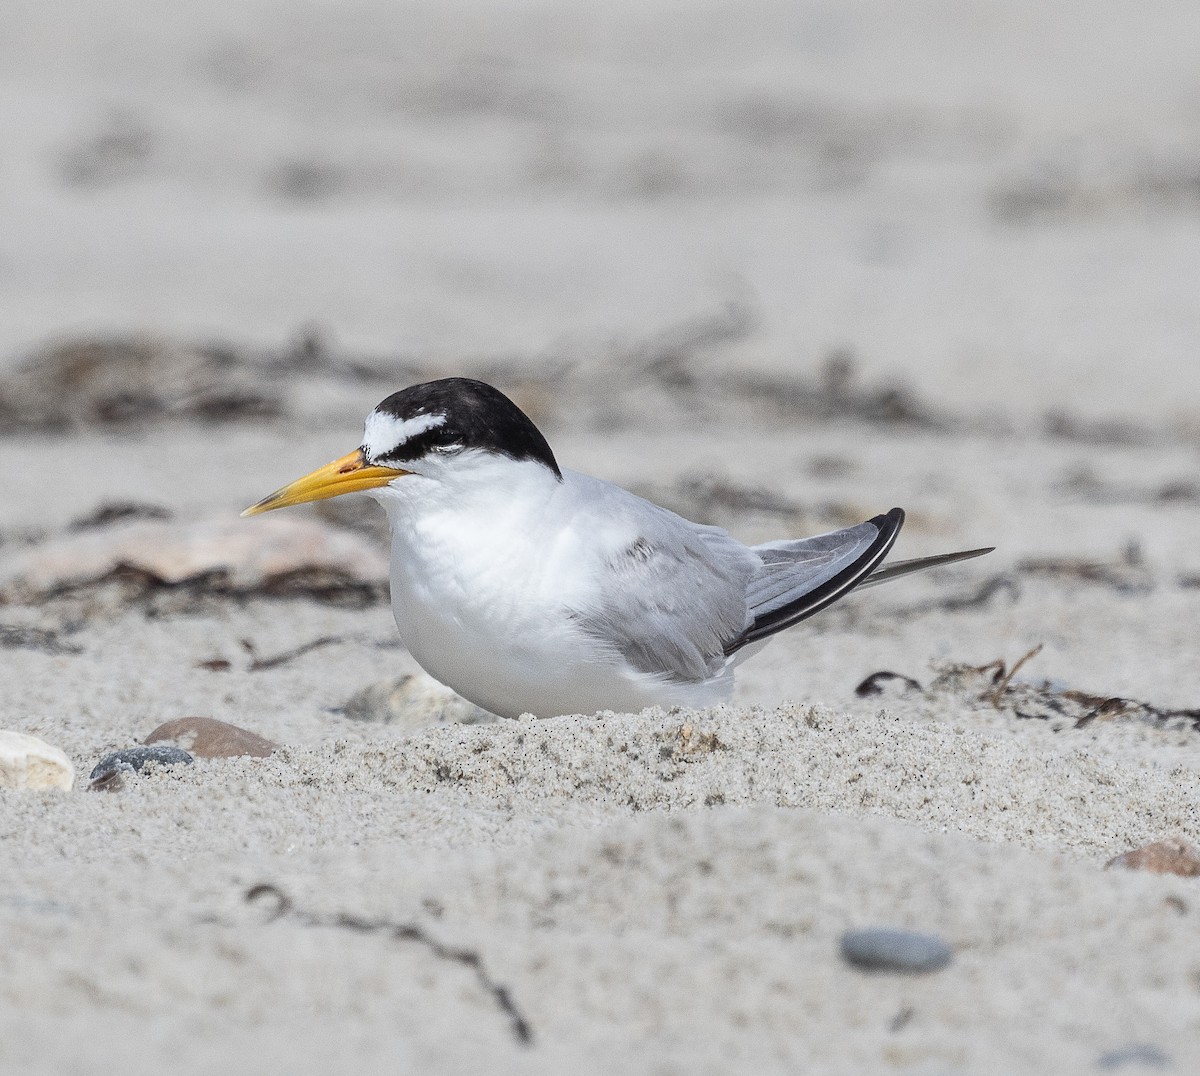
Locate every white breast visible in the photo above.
<box><xmin>369</xmin><ymin>456</ymin><xmax>733</xmax><ymax>718</ymax></box>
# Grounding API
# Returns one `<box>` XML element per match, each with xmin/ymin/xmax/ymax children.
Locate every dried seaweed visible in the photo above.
<box><xmin>69</xmin><ymin>502</ymin><xmax>173</xmax><ymax>531</ymax></box>
<box><xmin>1055</xmin><ymin>468</ymin><xmax>1200</xmax><ymax>506</ymax></box>
<box><xmin>723</xmin><ymin>350</ymin><xmax>949</xmax><ymax>430</ymax></box>
<box><xmin>854</xmin><ymin>671</ymin><xmax>923</xmax><ymax>697</ymax></box>
<box><xmin>0</xmin><ymin>336</ymin><xmax>280</xmax><ymax>431</ymax></box>
<box><xmin>0</xmin><ymin>624</ymin><xmax>82</xmax><ymax>655</ymax></box>
<box><xmin>897</xmin><ymin>574</ymin><xmax>1021</xmax><ymax>615</ymax></box>
<box><xmin>8</xmin><ymin>564</ymin><xmax>386</xmax><ymax>617</ymax></box>
<box><xmin>1016</xmin><ymin>543</ymin><xmax>1151</xmax><ymax>593</ymax></box>
<box><xmin>631</xmin><ymin>473</ymin><xmax>821</xmax><ymax>530</ymax></box>
<box><xmin>863</xmin><ymin>649</ymin><xmax>1200</xmax><ymax>733</ymax></box>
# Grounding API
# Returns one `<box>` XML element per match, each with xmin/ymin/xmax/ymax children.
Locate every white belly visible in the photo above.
<box><xmin>386</xmin><ymin>534</ymin><xmax>728</xmax><ymax>720</ymax></box>
<box><xmin>371</xmin><ymin>466</ymin><xmax>737</xmax><ymax>719</ymax></box>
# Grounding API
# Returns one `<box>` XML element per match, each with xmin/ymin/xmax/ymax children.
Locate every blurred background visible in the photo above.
<box><xmin>3</xmin><ymin>0</ymin><xmax>1200</xmax><ymax>710</ymax></box>
<box><xmin>2</xmin><ymin>0</ymin><xmax>1199</xmax><ymax>421</ymax></box>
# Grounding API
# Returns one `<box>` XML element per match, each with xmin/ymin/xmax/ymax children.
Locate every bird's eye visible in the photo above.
<box><xmin>431</xmin><ymin>441</ymin><xmax>464</xmax><ymax>455</ymax></box>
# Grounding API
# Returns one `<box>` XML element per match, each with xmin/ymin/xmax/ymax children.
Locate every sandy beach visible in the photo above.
<box><xmin>2</xmin><ymin>2</ymin><xmax>1200</xmax><ymax>1072</ymax></box>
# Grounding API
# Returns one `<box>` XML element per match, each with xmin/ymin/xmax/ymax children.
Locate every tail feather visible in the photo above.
<box><xmin>725</xmin><ymin>507</ymin><xmax>905</xmax><ymax>654</ymax></box>
<box><xmin>857</xmin><ymin>546</ymin><xmax>995</xmax><ymax>589</ymax></box>
<box><xmin>724</xmin><ymin>510</ymin><xmax>993</xmax><ymax>656</ymax></box>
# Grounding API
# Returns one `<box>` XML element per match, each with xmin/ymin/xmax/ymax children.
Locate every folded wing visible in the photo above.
<box><xmin>725</xmin><ymin>508</ymin><xmax>905</xmax><ymax>654</ymax></box>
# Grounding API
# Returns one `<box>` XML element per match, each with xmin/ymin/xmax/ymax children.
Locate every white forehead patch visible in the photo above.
<box><xmin>362</xmin><ymin>410</ymin><xmax>447</xmax><ymax>458</ymax></box>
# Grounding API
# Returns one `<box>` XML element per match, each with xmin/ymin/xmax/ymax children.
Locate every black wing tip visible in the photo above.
<box><xmin>869</xmin><ymin>507</ymin><xmax>905</xmax><ymax>539</ymax></box>
<box><xmin>726</xmin><ymin>507</ymin><xmax>906</xmax><ymax>654</ymax></box>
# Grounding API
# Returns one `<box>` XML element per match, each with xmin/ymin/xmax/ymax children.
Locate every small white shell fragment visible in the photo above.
<box><xmin>0</xmin><ymin>731</ymin><xmax>76</xmax><ymax>791</ymax></box>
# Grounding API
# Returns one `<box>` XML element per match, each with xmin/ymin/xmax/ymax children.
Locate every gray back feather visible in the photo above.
<box><xmin>564</xmin><ymin>474</ymin><xmax>757</xmax><ymax>683</ymax></box>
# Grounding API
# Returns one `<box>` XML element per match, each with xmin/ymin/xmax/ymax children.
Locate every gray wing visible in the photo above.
<box><xmin>565</xmin><ymin>475</ymin><xmax>758</xmax><ymax>683</ymax></box>
<box><xmin>725</xmin><ymin>509</ymin><xmax>905</xmax><ymax>653</ymax></box>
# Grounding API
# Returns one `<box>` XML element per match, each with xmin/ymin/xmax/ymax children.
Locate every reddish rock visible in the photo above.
<box><xmin>145</xmin><ymin>717</ymin><xmax>278</xmax><ymax>759</ymax></box>
<box><xmin>1106</xmin><ymin>838</ymin><xmax>1200</xmax><ymax>877</ymax></box>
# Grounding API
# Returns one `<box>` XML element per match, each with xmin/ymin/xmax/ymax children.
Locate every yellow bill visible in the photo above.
<box><xmin>241</xmin><ymin>449</ymin><xmax>407</xmax><ymax>517</ymax></box>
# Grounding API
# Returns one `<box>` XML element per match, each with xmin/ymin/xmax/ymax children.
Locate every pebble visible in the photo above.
<box><xmin>1106</xmin><ymin>838</ymin><xmax>1200</xmax><ymax>878</ymax></box>
<box><xmin>342</xmin><ymin>673</ymin><xmax>496</xmax><ymax>731</ymax></box>
<box><xmin>144</xmin><ymin>717</ymin><xmax>277</xmax><ymax>759</ymax></box>
<box><xmin>840</xmin><ymin>927</ymin><xmax>953</xmax><ymax>974</ymax></box>
<box><xmin>89</xmin><ymin>745</ymin><xmax>193</xmax><ymax>787</ymax></box>
<box><xmin>1096</xmin><ymin>1042</ymin><xmax>1170</xmax><ymax>1070</ymax></box>
<box><xmin>0</xmin><ymin>730</ymin><xmax>75</xmax><ymax>791</ymax></box>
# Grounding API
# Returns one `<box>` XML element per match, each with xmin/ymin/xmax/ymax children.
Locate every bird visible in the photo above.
<box><xmin>243</xmin><ymin>377</ymin><xmax>991</xmax><ymax>719</ymax></box>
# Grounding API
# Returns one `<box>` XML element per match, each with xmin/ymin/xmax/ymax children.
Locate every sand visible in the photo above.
<box><xmin>3</xmin><ymin>2</ymin><xmax>1200</xmax><ymax>1072</ymax></box>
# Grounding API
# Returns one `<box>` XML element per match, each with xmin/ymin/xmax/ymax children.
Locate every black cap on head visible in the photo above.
<box><xmin>366</xmin><ymin>377</ymin><xmax>561</xmax><ymax>478</ymax></box>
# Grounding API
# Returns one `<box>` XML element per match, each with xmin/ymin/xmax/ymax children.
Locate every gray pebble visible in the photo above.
<box><xmin>89</xmin><ymin>745</ymin><xmax>194</xmax><ymax>784</ymax></box>
<box><xmin>1097</xmin><ymin>1043</ymin><xmax>1170</xmax><ymax>1070</ymax></box>
<box><xmin>840</xmin><ymin>927</ymin><xmax>953</xmax><ymax>974</ymax></box>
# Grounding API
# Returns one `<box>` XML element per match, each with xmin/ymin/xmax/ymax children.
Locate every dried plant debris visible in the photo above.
<box><xmin>864</xmin><ymin>648</ymin><xmax>1200</xmax><ymax>734</ymax></box>
<box><xmin>3</xmin><ymin>317</ymin><xmax>1191</xmax><ymax>450</ymax></box>
<box><xmin>68</xmin><ymin>502</ymin><xmax>174</xmax><ymax>530</ymax></box>
<box><xmin>1016</xmin><ymin>542</ymin><xmax>1152</xmax><ymax>593</ymax></box>
<box><xmin>1042</xmin><ymin>409</ymin><xmax>1154</xmax><ymax>447</ymax></box>
<box><xmin>854</xmin><ymin>671</ymin><xmax>923</xmax><ymax>698</ymax></box>
<box><xmin>195</xmin><ymin>634</ymin><xmax>399</xmax><ymax>673</ymax></box>
<box><xmin>0</xmin><ymin>624</ymin><xmax>82</xmax><ymax>655</ymax></box>
<box><xmin>725</xmin><ymin>350</ymin><xmax>950</xmax><ymax>430</ymax></box>
<box><xmin>671</xmin><ymin>721</ymin><xmax>725</xmax><ymax>759</ymax></box>
<box><xmin>1056</xmin><ymin>467</ymin><xmax>1200</xmax><ymax>506</ymax></box>
<box><xmin>0</xmin><ymin>336</ymin><xmax>280</xmax><ymax>431</ymax></box>
<box><xmin>631</xmin><ymin>474</ymin><xmax>813</xmax><ymax>530</ymax></box>
<box><xmin>597</xmin><ymin>333</ymin><xmax>953</xmax><ymax>431</ymax></box>
<box><xmin>895</xmin><ymin>574</ymin><xmax>1022</xmax><ymax>616</ymax></box>
<box><xmin>254</xmin><ymin>326</ymin><xmax>423</xmax><ymax>384</ymax></box>
<box><xmin>56</xmin><ymin>109</ymin><xmax>156</xmax><ymax>188</ymax></box>
<box><xmin>629</xmin><ymin>473</ymin><xmax>865</xmax><ymax>536</ymax></box>
<box><xmin>330</xmin><ymin>313</ymin><xmax>948</xmax><ymax>436</ymax></box>
<box><xmin>991</xmin><ymin>150</ymin><xmax>1200</xmax><ymax>225</ymax></box>
<box><xmin>614</xmin><ymin>300</ymin><xmax>756</xmax><ymax>390</ymax></box>
<box><xmin>0</xmin><ymin>516</ymin><xmax>389</xmax><ymax>613</ymax></box>
<box><xmin>244</xmin><ymin>884</ymin><xmax>533</xmax><ymax>1046</ymax></box>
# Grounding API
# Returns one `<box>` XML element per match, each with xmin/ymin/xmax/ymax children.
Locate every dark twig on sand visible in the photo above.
<box><xmin>244</xmin><ymin>884</ymin><xmax>533</xmax><ymax>1046</ymax></box>
<box><xmin>979</xmin><ymin>643</ymin><xmax>1044</xmax><ymax>707</ymax></box>
<box><xmin>240</xmin><ymin>635</ymin><xmax>345</xmax><ymax>672</ymax></box>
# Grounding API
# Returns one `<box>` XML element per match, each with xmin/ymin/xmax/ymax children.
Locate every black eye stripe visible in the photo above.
<box><xmin>375</xmin><ymin>425</ymin><xmax>459</xmax><ymax>465</ymax></box>
<box><xmin>368</xmin><ymin>378</ymin><xmax>562</xmax><ymax>479</ymax></box>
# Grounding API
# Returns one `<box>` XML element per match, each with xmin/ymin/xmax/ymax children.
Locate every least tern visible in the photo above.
<box><xmin>244</xmin><ymin>378</ymin><xmax>991</xmax><ymax>719</ymax></box>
